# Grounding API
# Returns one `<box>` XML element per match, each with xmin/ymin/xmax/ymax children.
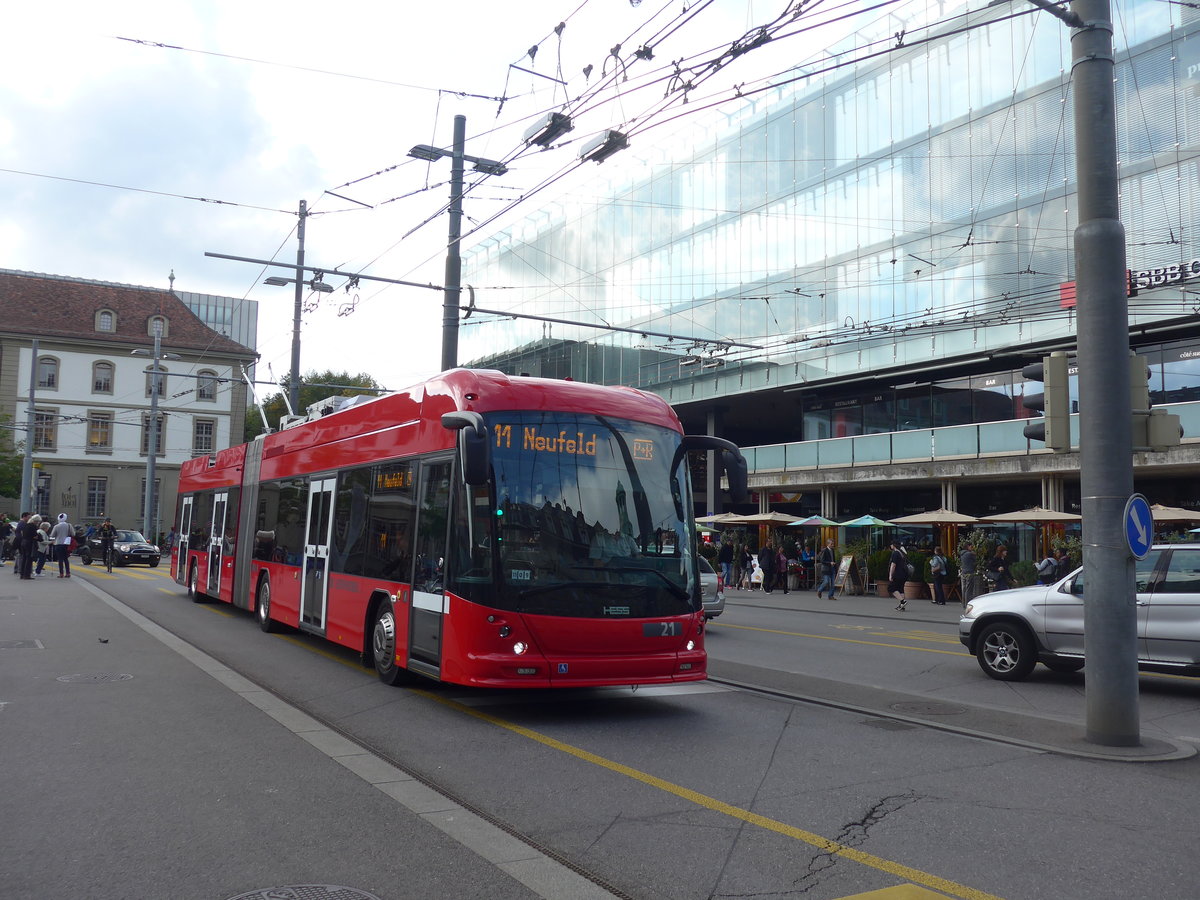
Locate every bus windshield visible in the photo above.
<box><xmin>485</xmin><ymin>411</ymin><xmax>696</xmax><ymax>619</ymax></box>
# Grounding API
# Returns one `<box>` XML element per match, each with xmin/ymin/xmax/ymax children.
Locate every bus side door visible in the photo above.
<box><xmin>409</xmin><ymin>458</ymin><xmax>453</xmax><ymax>675</ymax></box>
<box><xmin>208</xmin><ymin>492</ymin><xmax>227</xmax><ymax>597</ymax></box>
<box><xmin>176</xmin><ymin>496</ymin><xmax>193</xmax><ymax>584</ymax></box>
<box><xmin>301</xmin><ymin>477</ymin><xmax>335</xmax><ymax>634</ymax></box>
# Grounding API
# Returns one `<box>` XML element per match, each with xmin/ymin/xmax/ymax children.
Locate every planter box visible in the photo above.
<box><xmin>904</xmin><ymin>580</ymin><xmax>927</xmax><ymax>600</ymax></box>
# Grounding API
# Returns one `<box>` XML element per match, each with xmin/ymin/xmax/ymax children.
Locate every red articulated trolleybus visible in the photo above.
<box><xmin>173</xmin><ymin>369</ymin><xmax>747</xmax><ymax>688</ymax></box>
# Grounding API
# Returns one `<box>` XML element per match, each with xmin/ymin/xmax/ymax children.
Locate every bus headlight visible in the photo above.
<box><xmin>513</xmin><ymin>641</ymin><xmax>528</xmax><ymax>655</ymax></box>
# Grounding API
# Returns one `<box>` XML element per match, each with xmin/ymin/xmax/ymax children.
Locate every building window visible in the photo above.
<box><xmin>193</xmin><ymin>418</ymin><xmax>215</xmax><ymax>456</ymax></box>
<box><xmin>87</xmin><ymin>412</ymin><xmax>114</xmax><ymax>453</ymax></box>
<box><xmin>93</xmin><ymin>361</ymin><xmax>114</xmax><ymax>394</ymax></box>
<box><xmin>197</xmin><ymin>370</ymin><xmax>218</xmax><ymax>402</ymax></box>
<box><xmin>145</xmin><ymin>366</ymin><xmax>168</xmax><ymax>398</ymax></box>
<box><xmin>35</xmin><ymin>473</ymin><xmax>51</xmax><ymax>518</ymax></box>
<box><xmin>140</xmin><ymin>413</ymin><xmax>165</xmax><ymax>456</ymax></box>
<box><xmin>149</xmin><ymin>316</ymin><xmax>168</xmax><ymax>339</ymax></box>
<box><xmin>87</xmin><ymin>477</ymin><xmax>108</xmax><ymax>519</ymax></box>
<box><xmin>37</xmin><ymin>356</ymin><xmax>59</xmax><ymax>390</ymax></box>
<box><xmin>95</xmin><ymin>309</ymin><xmax>116</xmax><ymax>332</ymax></box>
<box><xmin>34</xmin><ymin>408</ymin><xmax>57</xmax><ymax>451</ymax></box>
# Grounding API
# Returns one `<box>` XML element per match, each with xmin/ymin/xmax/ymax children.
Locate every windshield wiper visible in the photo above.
<box><xmin>518</xmin><ymin>580</ymin><xmax>628</xmax><ymax>599</ymax></box>
<box><xmin>603</xmin><ymin>566</ymin><xmax>690</xmax><ymax>600</ymax></box>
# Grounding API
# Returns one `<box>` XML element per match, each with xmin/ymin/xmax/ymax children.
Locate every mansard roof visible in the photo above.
<box><xmin>0</xmin><ymin>269</ymin><xmax>256</xmax><ymax>360</ymax></box>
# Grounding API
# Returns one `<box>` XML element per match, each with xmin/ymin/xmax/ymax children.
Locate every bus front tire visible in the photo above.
<box><xmin>372</xmin><ymin>603</ymin><xmax>407</xmax><ymax>686</ymax></box>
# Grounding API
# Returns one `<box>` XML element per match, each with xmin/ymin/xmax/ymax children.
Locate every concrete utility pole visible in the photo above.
<box><xmin>443</xmin><ymin>116</ymin><xmax>466</xmax><ymax>372</ymax></box>
<box><xmin>1070</xmin><ymin>0</ymin><xmax>1141</xmax><ymax>745</ymax></box>
<box><xmin>290</xmin><ymin>199</ymin><xmax>308</xmax><ymax>414</ymax></box>
<box><xmin>19</xmin><ymin>339</ymin><xmax>37</xmax><ymax>512</ymax></box>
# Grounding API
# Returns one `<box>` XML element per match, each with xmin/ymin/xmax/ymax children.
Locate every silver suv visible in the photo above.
<box><xmin>959</xmin><ymin>543</ymin><xmax>1200</xmax><ymax>681</ymax></box>
<box><xmin>699</xmin><ymin>556</ymin><xmax>725</xmax><ymax>620</ymax></box>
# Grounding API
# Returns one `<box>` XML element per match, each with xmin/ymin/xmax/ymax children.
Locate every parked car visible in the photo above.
<box><xmin>79</xmin><ymin>530</ymin><xmax>161</xmax><ymax>568</ymax></box>
<box><xmin>959</xmin><ymin>543</ymin><xmax>1200</xmax><ymax>681</ymax></box>
<box><xmin>699</xmin><ymin>556</ymin><xmax>725</xmax><ymax>620</ymax></box>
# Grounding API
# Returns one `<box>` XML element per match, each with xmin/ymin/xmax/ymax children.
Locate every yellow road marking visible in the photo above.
<box><xmin>714</xmin><ymin>622</ymin><xmax>971</xmax><ymax>657</ymax></box>
<box><xmin>420</xmin><ymin>688</ymin><xmax>1004</xmax><ymax>900</ymax></box>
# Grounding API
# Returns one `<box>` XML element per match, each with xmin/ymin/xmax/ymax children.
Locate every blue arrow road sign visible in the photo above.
<box><xmin>1124</xmin><ymin>493</ymin><xmax>1152</xmax><ymax>560</ymax></box>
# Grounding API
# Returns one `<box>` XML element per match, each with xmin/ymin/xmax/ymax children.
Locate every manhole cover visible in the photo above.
<box><xmin>56</xmin><ymin>673</ymin><xmax>134</xmax><ymax>683</ymax></box>
<box><xmin>889</xmin><ymin>701</ymin><xmax>968</xmax><ymax>716</ymax></box>
<box><xmin>0</xmin><ymin>640</ymin><xmax>43</xmax><ymax>650</ymax></box>
<box><xmin>226</xmin><ymin>887</ymin><xmax>384</xmax><ymax>900</ymax></box>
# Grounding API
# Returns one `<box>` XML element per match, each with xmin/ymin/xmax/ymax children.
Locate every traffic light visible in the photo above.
<box><xmin>1130</xmin><ymin>353</ymin><xmax>1183</xmax><ymax>451</ymax></box>
<box><xmin>1022</xmin><ymin>352</ymin><xmax>1070</xmax><ymax>451</ymax></box>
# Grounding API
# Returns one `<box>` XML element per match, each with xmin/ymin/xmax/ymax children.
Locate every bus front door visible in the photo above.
<box><xmin>176</xmin><ymin>496</ymin><xmax>193</xmax><ymax>583</ymax></box>
<box><xmin>300</xmin><ymin>477</ymin><xmax>335</xmax><ymax>634</ymax></box>
<box><xmin>409</xmin><ymin>459</ymin><xmax>452</xmax><ymax>676</ymax></box>
<box><xmin>208</xmin><ymin>492</ymin><xmax>227</xmax><ymax>597</ymax></box>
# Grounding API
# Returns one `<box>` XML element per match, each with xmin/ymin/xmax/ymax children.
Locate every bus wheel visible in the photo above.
<box><xmin>187</xmin><ymin>562</ymin><xmax>203</xmax><ymax>603</ymax></box>
<box><xmin>256</xmin><ymin>578</ymin><xmax>277</xmax><ymax>633</ymax></box>
<box><xmin>372</xmin><ymin>602</ymin><xmax>407</xmax><ymax>685</ymax></box>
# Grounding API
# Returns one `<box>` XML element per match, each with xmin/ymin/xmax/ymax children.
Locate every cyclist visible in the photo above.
<box><xmin>97</xmin><ymin>517</ymin><xmax>118</xmax><ymax>572</ymax></box>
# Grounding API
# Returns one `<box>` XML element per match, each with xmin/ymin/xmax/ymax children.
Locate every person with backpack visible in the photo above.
<box><xmin>929</xmin><ymin>545</ymin><xmax>948</xmax><ymax>605</ymax></box>
<box><xmin>1036</xmin><ymin>551</ymin><xmax>1059</xmax><ymax>585</ymax></box>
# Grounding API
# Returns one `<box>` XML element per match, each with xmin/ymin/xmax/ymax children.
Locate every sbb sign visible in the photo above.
<box><xmin>1132</xmin><ymin>259</ymin><xmax>1200</xmax><ymax>290</ymax></box>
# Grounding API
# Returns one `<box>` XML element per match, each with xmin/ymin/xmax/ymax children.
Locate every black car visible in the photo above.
<box><xmin>80</xmin><ymin>530</ymin><xmax>161</xmax><ymax>567</ymax></box>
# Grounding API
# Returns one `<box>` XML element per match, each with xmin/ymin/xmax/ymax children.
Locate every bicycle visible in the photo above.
<box><xmin>102</xmin><ymin>542</ymin><xmax>114</xmax><ymax>574</ymax></box>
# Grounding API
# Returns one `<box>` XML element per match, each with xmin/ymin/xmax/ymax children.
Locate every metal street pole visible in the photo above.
<box><xmin>442</xmin><ymin>115</ymin><xmax>466</xmax><ymax>372</ymax></box>
<box><xmin>19</xmin><ymin>339</ymin><xmax>37</xmax><ymax>512</ymax></box>
<box><xmin>143</xmin><ymin>330</ymin><xmax>163</xmax><ymax>541</ymax></box>
<box><xmin>1071</xmin><ymin>0</ymin><xmax>1140</xmax><ymax>745</ymax></box>
<box><xmin>290</xmin><ymin>199</ymin><xmax>307</xmax><ymax>413</ymax></box>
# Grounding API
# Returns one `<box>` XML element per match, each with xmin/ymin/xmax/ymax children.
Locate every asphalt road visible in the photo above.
<box><xmin>9</xmin><ymin>565</ymin><xmax>1200</xmax><ymax>900</ymax></box>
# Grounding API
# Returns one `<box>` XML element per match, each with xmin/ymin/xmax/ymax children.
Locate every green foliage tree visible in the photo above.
<box><xmin>244</xmin><ymin>370</ymin><xmax>386</xmax><ymax>441</ymax></box>
<box><xmin>0</xmin><ymin>415</ymin><xmax>22</xmax><ymax>501</ymax></box>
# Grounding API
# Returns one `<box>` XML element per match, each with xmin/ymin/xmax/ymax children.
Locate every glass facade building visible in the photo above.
<box><xmin>462</xmin><ymin>0</ymin><xmax>1200</xmax><ymax>430</ymax></box>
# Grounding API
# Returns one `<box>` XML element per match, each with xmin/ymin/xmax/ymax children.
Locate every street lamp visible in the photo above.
<box><xmin>408</xmin><ymin>115</ymin><xmax>508</xmax><ymax>371</ymax></box>
<box><xmin>264</xmin><ymin>275</ymin><xmax>334</xmax><ymax>293</ymax></box>
<box><xmin>132</xmin><ymin>334</ymin><xmax>180</xmax><ymax>545</ymax></box>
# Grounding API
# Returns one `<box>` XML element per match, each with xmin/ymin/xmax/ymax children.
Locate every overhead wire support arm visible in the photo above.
<box><xmin>1025</xmin><ymin>0</ymin><xmax>1085</xmax><ymax>27</ymax></box>
<box><xmin>204</xmin><ymin>251</ymin><xmax>444</xmax><ymax>291</ymax></box>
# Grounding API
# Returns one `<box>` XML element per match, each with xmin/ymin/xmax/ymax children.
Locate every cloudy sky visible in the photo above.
<box><xmin>1</xmin><ymin>1</ymin><xmax>829</xmax><ymax>393</ymax></box>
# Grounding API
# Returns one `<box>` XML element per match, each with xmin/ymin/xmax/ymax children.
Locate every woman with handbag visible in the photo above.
<box><xmin>985</xmin><ymin>546</ymin><xmax>1010</xmax><ymax>592</ymax></box>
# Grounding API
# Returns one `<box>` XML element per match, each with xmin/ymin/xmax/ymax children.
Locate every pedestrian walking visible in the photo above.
<box><xmin>717</xmin><ymin>540</ymin><xmax>733</xmax><ymax>587</ymax></box>
<box><xmin>1035</xmin><ymin>551</ymin><xmax>1058</xmax><ymax>585</ymax></box>
<box><xmin>50</xmin><ymin>513</ymin><xmax>74</xmax><ymax>578</ymax></box>
<box><xmin>34</xmin><ymin>521</ymin><xmax>52</xmax><ymax>576</ymax></box>
<box><xmin>17</xmin><ymin>514</ymin><xmax>40</xmax><ymax>580</ymax></box>
<box><xmin>958</xmin><ymin>544</ymin><xmax>978</xmax><ymax>606</ymax></box>
<box><xmin>775</xmin><ymin>545</ymin><xmax>790</xmax><ymax>594</ymax></box>
<box><xmin>11</xmin><ymin>512</ymin><xmax>30</xmax><ymax>576</ymax></box>
<box><xmin>985</xmin><ymin>546</ymin><xmax>1010</xmax><ymax>592</ymax></box>
<box><xmin>929</xmin><ymin>545</ymin><xmax>948</xmax><ymax>605</ymax></box>
<box><xmin>888</xmin><ymin>540</ymin><xmax>909</xmax><ymax>611</ymax></box>
<box><xmin>815</xmin><ymin>539</ymin><xmax>836</xmax><ymax>599</ymax></box>
<box><xmin>758</xmin><ymin>542</ymin><xmax>776</xmax><ymax>594</ymax></box>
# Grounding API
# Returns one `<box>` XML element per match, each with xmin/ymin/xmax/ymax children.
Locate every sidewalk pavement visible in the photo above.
<box><xmin>715</xmin><ymin>582</ymin><xmax>1198</xmax><ymax>763</ymax></box>
<box><xmin>0</xmin><ymin>565</ymin><xmax>612</xmax><ymax>900</ymax></box>
<box><xmin>723</xmin><ymin>581</ymin><xmax>972</xmax><ymax>621</ymax></box>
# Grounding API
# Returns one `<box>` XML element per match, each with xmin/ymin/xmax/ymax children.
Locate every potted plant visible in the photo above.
<box><xmin>1009</xmin><ymin>559</ymin><xmax>1036</xmax><ymax>587</ymax></box>
<box><xmin>905</xmin><ymin>550</ymin><xmax>929</xmax><ymax>600</ymax></box>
